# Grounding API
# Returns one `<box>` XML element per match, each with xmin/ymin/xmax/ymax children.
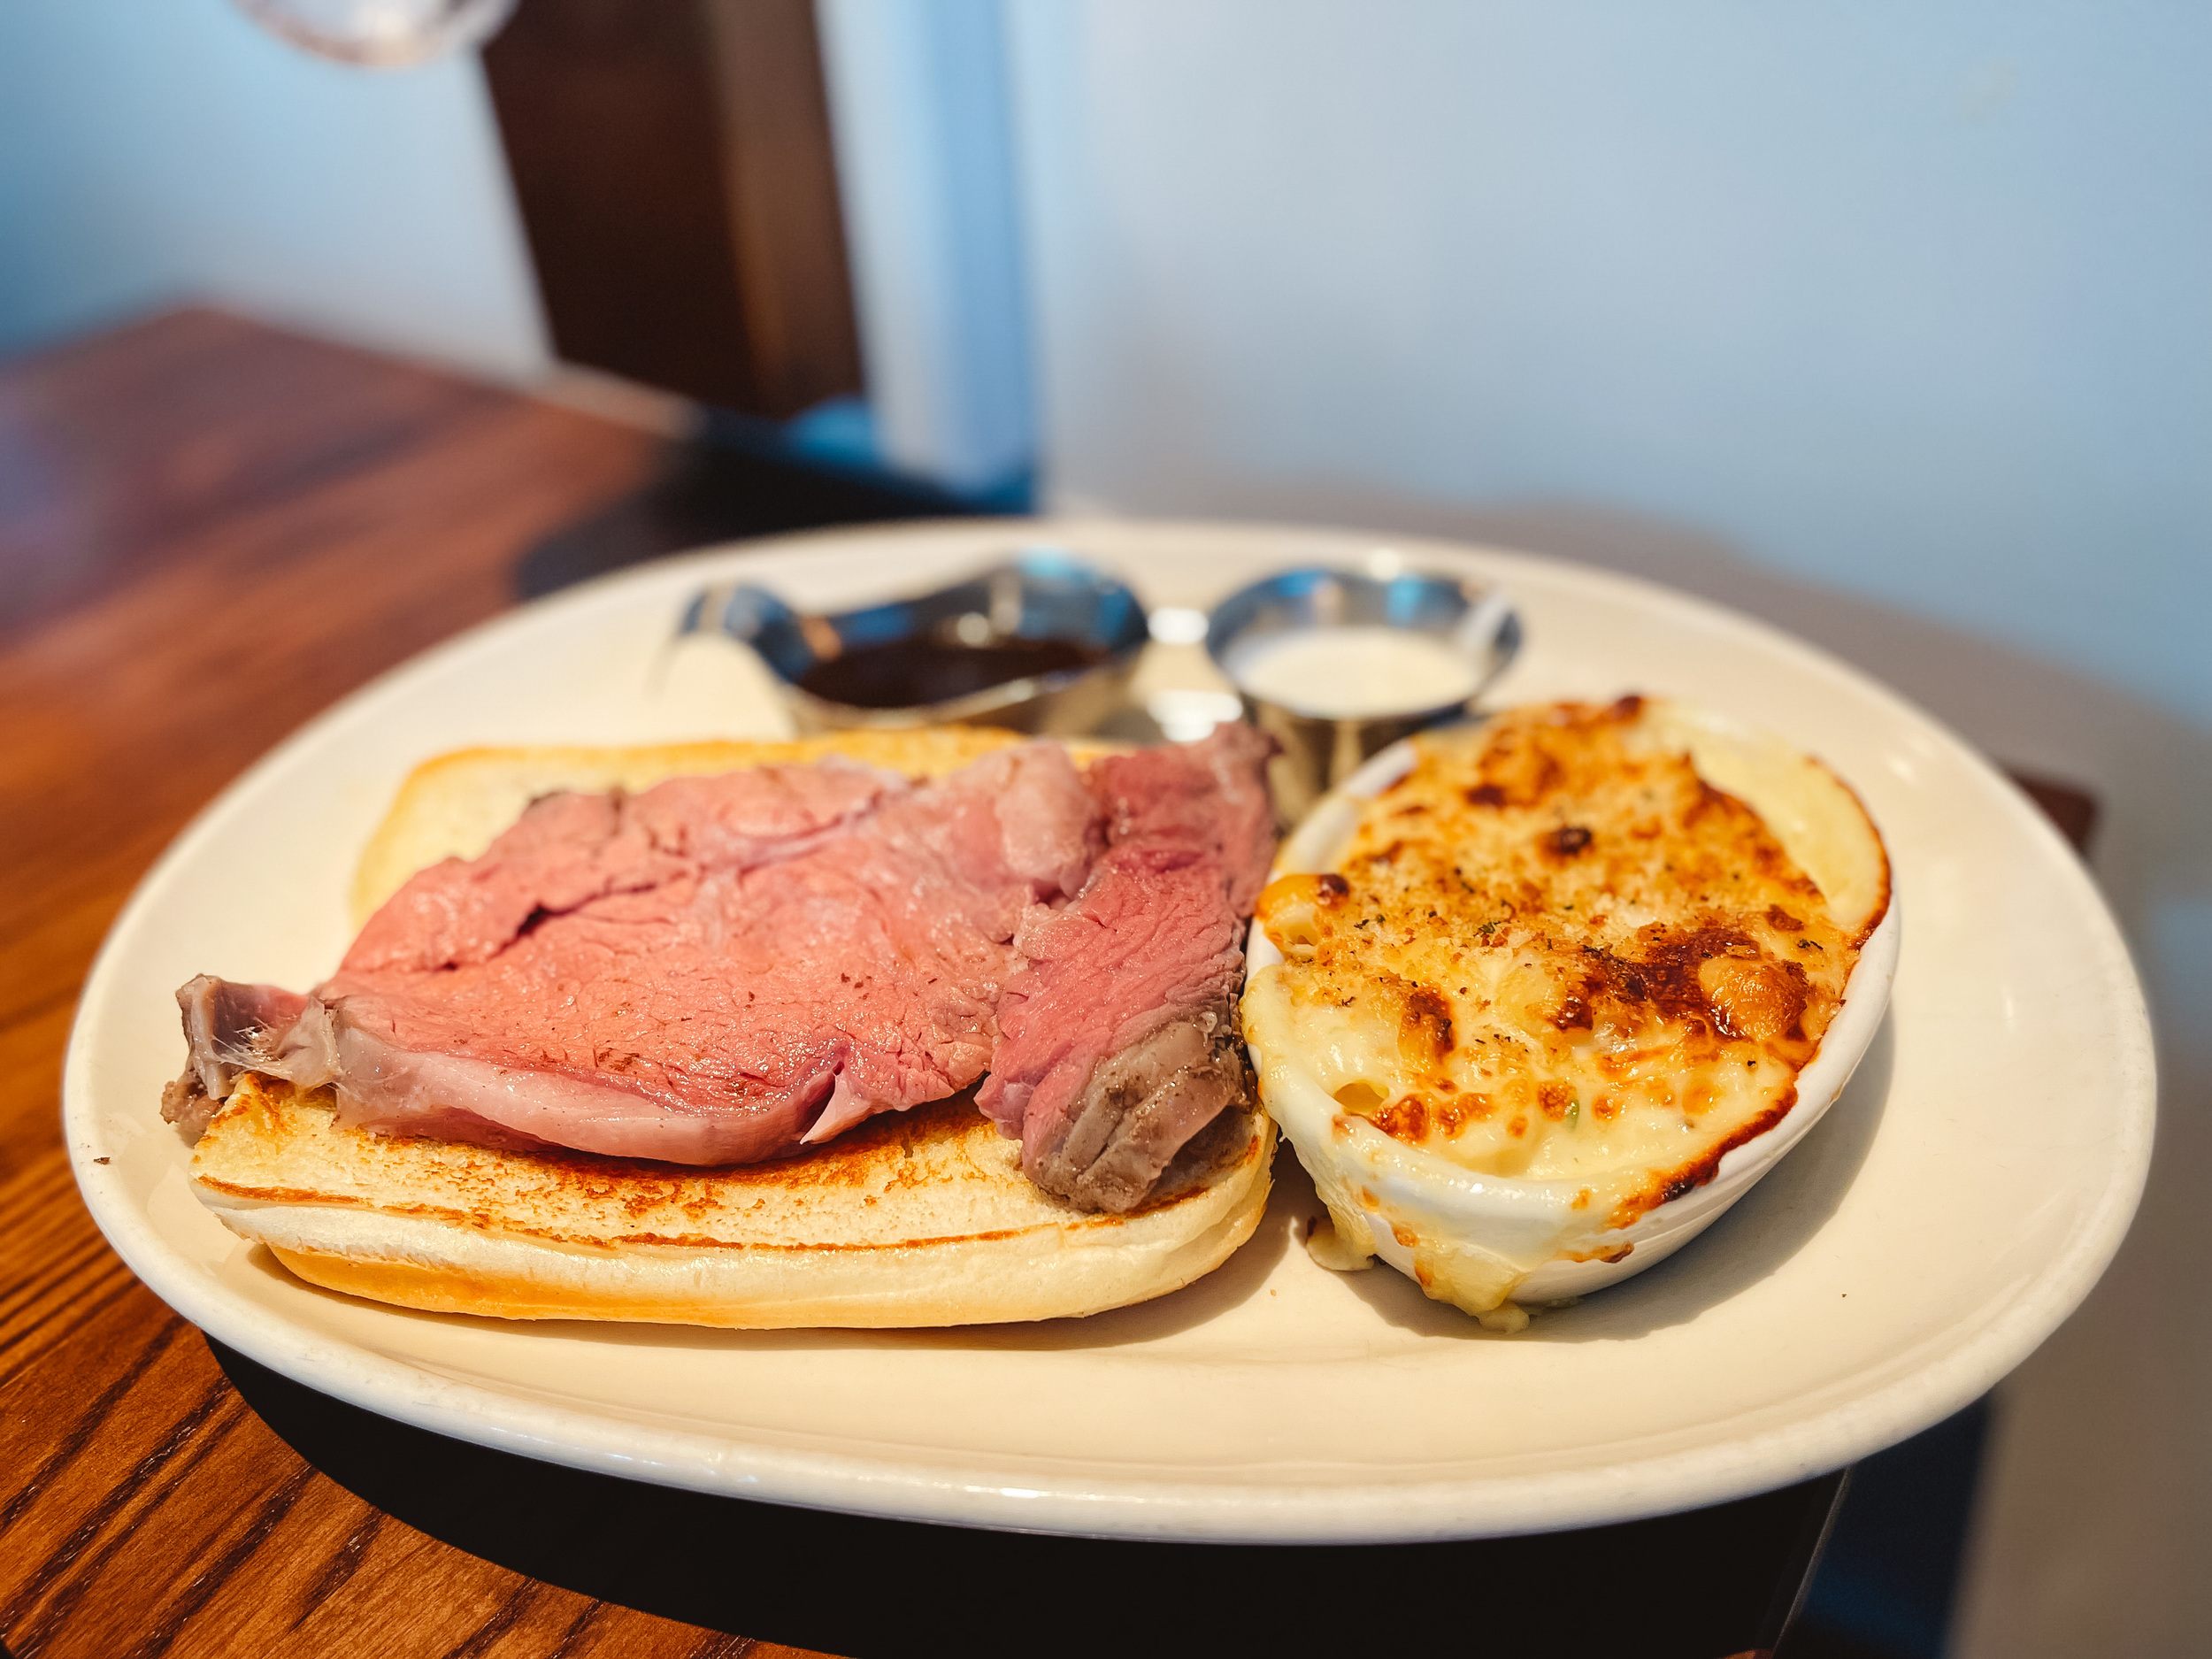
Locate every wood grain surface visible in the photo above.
<box><xmin>0</xmin><ymin>310</ymin><xmax>818</xmax><ymax>1659</ymax></box>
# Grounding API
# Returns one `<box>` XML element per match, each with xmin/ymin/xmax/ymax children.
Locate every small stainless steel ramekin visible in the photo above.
<box><xmin>679</xmin><ymin>550</ymin><xmax>1151</xmax><ymax>735</ymax></box>
<box><xmin>1205</xmin><ymin>565</ymin><xmax>1521</xmax><ymax>819</ymax></box>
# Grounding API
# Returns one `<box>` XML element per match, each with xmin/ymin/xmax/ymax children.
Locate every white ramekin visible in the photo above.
<box><xmin>1244</xmin><ymin>716</ymin><xmax>1901</xmax><ymax>1320</ymax></box>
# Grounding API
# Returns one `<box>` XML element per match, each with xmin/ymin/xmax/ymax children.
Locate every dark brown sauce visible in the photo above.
<box><xmin>795</xmin><ymin>634</ymin><xmax>1109</xmax><ymax>709</ymax></box>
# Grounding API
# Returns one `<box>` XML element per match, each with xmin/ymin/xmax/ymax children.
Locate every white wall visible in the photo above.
<box><xmin>0</xmin><ymin>1</ymin><xmax>546</xmax><ymax>378</ymax></box>
<box><xmin>1005</xmin><ymin>0</ymin><xmax>2212</xmax><ymax>731</ymax></box>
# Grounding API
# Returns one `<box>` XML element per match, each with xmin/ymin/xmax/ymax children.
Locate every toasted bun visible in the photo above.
<box><xmin>196</xmin><ymin>1077</ymin><xmax>1273</xmax><ymax>1327</ymax></box>
<box><xmin>204</xmin><ymin>726</ymin><xmax>1271</xmax><ymax>1327</ymax></box>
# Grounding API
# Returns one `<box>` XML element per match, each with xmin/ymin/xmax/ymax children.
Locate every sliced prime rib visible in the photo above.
<box><xmin>168</xmin><ymin>726</ymin><xmax>1277</xmax><ymax>1210</ymax></box>
<box><xmin>169</xmin><ymin>744</ymin><xmax>1097</xmax><ymax>1164</ymax></box>
<box><xmin>978</xmin><ymin>724</ymin><xmax>1278</xmax><ymax>1210</ymax></box>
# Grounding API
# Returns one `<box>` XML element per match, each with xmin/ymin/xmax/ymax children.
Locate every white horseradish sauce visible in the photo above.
<box><xmin>1226</xmin><ymin>626</ymin><xmax>1480</xmax><ymax>718</ymax></box>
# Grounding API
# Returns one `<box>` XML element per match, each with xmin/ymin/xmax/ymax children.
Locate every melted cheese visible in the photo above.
<box><xmin>1248</xmin><ymin>696</ymin><xmax>1879</xmax><ymax>1226</ymax></box>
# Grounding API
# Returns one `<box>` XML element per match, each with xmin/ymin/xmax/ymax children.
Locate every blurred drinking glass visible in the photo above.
<box><xmin>233</xmin><ymin>0</ymin><xmax>518</xmax><ymax>66</ymax></box>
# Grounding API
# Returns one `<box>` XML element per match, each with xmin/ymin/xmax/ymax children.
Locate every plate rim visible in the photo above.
<box><xmin>64</xmin><ymin>515</ymin><xmax>2158</xmax><ymax>1542</ymax></box>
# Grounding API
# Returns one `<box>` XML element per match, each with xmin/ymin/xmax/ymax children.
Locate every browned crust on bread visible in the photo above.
<box><xmin>196</xmin><ymin>1081</ymin><xmax>1269</xmax><ymax>1251</ymax></box>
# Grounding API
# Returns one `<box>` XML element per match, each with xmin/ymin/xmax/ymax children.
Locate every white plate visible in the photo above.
<box><xmin>66</xmin><ymin>518</ymin><xmax>2154</xmax><ymax>1543</ymax></box>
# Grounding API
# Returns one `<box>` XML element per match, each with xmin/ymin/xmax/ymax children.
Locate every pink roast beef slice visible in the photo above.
<box><xmin>1086</xmin><ymin>721</ymin><xmax>1279</xmax><ymax>915</ymax></box>
<box><xmin>979</xmin><ymin>723</ymin><xmax>1278</xmax><ymax>1211</ymax></box>
<box><xmin>341</xmin><ymin>761</ymin><xmax>895</xmax><ymax>977</ymax></box>
<box><xmin>171</xmin><ymin>742</ymin><xmax>1101</xmax><ymax>1165</ymax></box>
<box><xmin>168</xmin><ymin>727</ymin><xmax>1279</xmax><ymax>1210</ymax></box>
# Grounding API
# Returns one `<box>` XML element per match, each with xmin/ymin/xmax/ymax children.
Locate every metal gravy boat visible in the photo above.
<box><xmin>680</xmin><ymin>550</ymin><xmax>1150</xmax><ymax>735</ymax></box>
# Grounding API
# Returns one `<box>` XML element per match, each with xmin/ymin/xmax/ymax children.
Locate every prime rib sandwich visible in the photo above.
<box><xmin>165</xmin><ymin>725</ymin><xmax>1280</xmax><ymax>1328</ymax></box>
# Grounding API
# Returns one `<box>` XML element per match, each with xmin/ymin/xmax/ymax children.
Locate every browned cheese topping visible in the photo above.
<box><xmin>1249</xmin><ymin>697</ymin><xmax>1876</xmax><ymax>1224</ymax></box>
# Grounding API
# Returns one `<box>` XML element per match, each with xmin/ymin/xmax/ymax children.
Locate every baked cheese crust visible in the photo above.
<box><xmin>1248</xmin><ymin>696</ymin><xmax>1887</xmax><ymax>1225</ymax></box>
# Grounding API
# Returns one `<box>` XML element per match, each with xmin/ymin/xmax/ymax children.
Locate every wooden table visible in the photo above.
<box><xmin>0</xmin><ymin>311</ymin><xmax>742</xmax><ymax>1659</ymax></box>
<box><xmin>0</xmin><ymin>311</ymin><xmax>2093</xmax><ymax>1659</ymax></box>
